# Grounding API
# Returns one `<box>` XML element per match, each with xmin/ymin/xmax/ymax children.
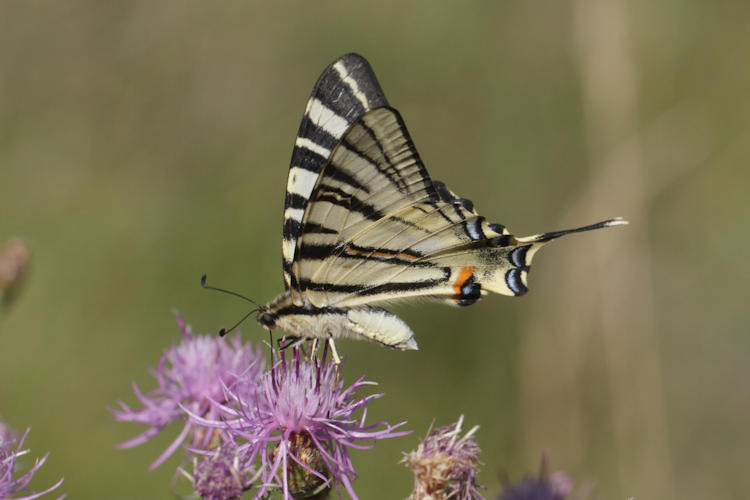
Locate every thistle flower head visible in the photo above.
<box><xmin>189</xmin><ymin>443</ymin><xmax>257</xmax><ymax>500</ymax></box>
<box><xmin>0</xmin><ymin>428</ymin><xmax>64</xmax><ymax>499</ymax></box>
<box><xmin>190</xmin><ymin>346</ymin><xmax>410</xmax><ymax>499</ymax></box>
<box><xmin>403</xmin><ymin>415</ymin><xmax>484</xmax><ymax>500</ymax></box>
<box><xmin>112</xmin><ymin>315</ymin><xmax>265</xmax><ymax>469</ymax></box>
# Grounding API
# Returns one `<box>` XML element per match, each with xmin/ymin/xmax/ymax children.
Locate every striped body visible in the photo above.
<box><xmin>258</xmin><ymin>54</ymin><xmax>626</xmax><ymax>350</ymax></box>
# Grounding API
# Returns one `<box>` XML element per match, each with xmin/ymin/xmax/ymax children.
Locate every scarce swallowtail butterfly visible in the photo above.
<box><xmin>254</xmin><ymin>53</ymin><xmax>626</xmax><ymax>352</ymax></box>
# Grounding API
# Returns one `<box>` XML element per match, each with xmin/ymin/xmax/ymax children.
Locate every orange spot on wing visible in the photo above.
<box><xmin>452</xmin><ymin>266</ymin><xmax>476</xmax><ymax>296</ymax></box>
<box><xmin>395</xmin><ymin>252</ymin><xmax>418</xmax><ymax>260</ymax></box>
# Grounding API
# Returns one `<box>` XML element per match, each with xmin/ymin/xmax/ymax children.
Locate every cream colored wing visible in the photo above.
<box><xmin>291</xmin><ymin>106</ymin><xmax>625</xmax><ymax>308</ymax></box>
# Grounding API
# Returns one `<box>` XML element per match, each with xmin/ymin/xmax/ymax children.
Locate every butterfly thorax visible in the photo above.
<box><xmin>257</xmin><ymin>292</ymin><xmax>294</xmax><ymax>330</ymax></box>
<box><xmin>257</xmin><ymin>292</ymin><xmax>340</xmax><ymax>337</ymax></box>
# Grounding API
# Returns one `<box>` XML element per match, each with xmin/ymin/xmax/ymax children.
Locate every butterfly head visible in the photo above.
<box><xmin>257</xmin><ymin>309</ymin><xmax>278</xmax><ymax>330</ymax></box>
<box><xmin>256</xmin><ymin>292</ymin><xmax>294</xmax><ymax>331</ymax></box>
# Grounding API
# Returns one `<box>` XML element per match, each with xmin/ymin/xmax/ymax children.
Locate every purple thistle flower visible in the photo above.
<box><xmin>187</xmin><ymin>443</ymin><xmax>258</xmax><ymax>500</ymax></box>
<box><xmin>498</xmin><ymin>455</ymin><xmax>575</xmax><ymax>500</ymax></box>
<box><xmin>188</xmin><ymin>346</ymin><xmax>410</xmax><ymax>499</ymax></box>
<box><xmin>0</xmin><ymin>428</ymin><xmax>64</xmax><ymax>500</ymax></box>
<box><xmin>403</xmin><ymin>415</ymin><xmax>484</xmax><ymax>500</ymax></box>
<box><xmin>113</xmin><ymin>314</ymin><xmax>265</xmax><ymax>469</ymax></box>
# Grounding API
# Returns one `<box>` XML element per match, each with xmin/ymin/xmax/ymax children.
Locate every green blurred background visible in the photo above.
<box><xmin>1</xmin><ymin>1</ymin><xmax>748</xmax><ymax>498</ymax></box>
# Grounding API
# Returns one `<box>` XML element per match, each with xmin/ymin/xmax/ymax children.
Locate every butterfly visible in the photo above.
<box><xmin>253</xmin><ymin>53</ymin><xmax>626</xmax><ymax>354</ymax></box>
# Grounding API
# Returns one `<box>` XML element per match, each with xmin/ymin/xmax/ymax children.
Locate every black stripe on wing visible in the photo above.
<box><xmin>298</xmin><ymin>266</ymin><xmax>451</xmax><ymax>295</ymax></box>
<box><xmin>297</xmin><ymin>241</ymin><xmax>433</xmax><ymax>267</ymax></box>
<box><xmin>290</xmin><ymin>54</ymin><xmax>389</xmax><ymax>177</ymax></box>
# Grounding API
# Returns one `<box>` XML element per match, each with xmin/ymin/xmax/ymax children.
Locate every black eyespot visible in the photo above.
<box><xmin>458</xmin><ymin>276</ymin><xmax>482</xmax><ymax>306</ymax></box>
<box><xmin>258</xmin><ymin>312</ymin><xmax>277</xmax><ymax>329</ymax></box>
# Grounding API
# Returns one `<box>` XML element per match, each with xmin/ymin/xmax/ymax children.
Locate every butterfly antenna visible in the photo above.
<box><xmin>200</xmin><ymin>274</ymin><xmax>263</xmax><ymax>309</ymax></box>
<box><xmin>217</xmin><ymin>308</ymin><xmax>259</xmax><ymax>337</ymax></box>
<box><xmin>201</xmin><ymin>274</ymin><xmax>264</xmax><ymax>336</ymax></box>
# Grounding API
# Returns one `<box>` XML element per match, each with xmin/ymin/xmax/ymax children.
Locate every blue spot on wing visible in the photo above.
<box><xmin>505</xmin><ymin>268</ymin><xmax>528</xmax><ymax>296</ymax></box>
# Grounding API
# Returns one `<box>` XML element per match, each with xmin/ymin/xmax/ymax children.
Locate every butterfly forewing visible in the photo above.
<box><xmin>283</xmin><ymin>54</ymin><xmax>389</xmax><ymax>294</ymax></box>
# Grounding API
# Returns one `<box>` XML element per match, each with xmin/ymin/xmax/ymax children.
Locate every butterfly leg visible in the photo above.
<box><xmin>328</xmin><ymin>337</ymin><xmax>341</xmax><ymax>366</ymax></box>
<box><xmin>279</xmin><ymin>336</ymin><xmax>307</xmax><ymax>352</ymax></box>
<box><xmin>277</xmin><ymin>336</ymin><xmax>288</xmax><ymax>350</ymax></box>
<box><xmin>310</xmin><ymin>338</ymin><xmax>320</xmax><ymax>361</ymax></box>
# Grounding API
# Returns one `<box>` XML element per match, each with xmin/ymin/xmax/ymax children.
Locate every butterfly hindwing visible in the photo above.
<box><xmin>292</xmin><ymin>106</ymin><xmax>625</xmax><ymax>309</ymax></box>
<box><xmin>290</xmin><ymin>107</ymin><xmax>516</xmax><ymax>307</ymax></box>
